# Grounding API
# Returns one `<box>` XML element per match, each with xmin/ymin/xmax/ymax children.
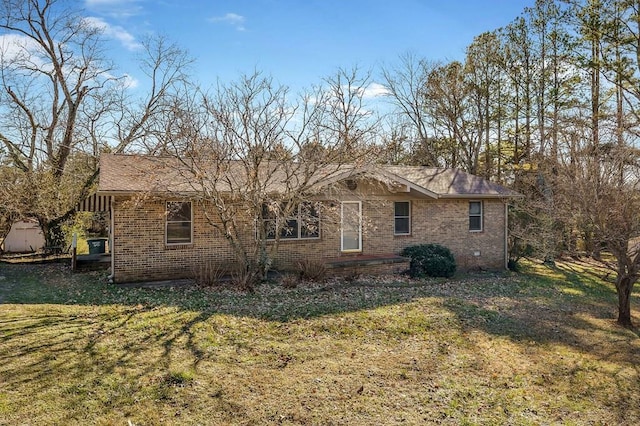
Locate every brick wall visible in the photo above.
<box><xmin>272</xmin><ymin>196</ymin><xmax>506</xmax><ymax>272</ymax></box>
<box><xmin>112</xmin><ymin>197</ymin><xmax>236</xmax><ymax>282</ymax></box>
<box><xmin>111</xmin><ymin>192</ymin><xmax>507</xmax><ymax>282</ymax></box>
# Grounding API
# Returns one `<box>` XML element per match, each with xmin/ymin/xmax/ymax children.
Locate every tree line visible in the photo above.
<box><xmin>382</xmin><ymin>0</ymin><xmax>640</xmax><ymax>327</ymax></box>
<box><xmin>1</xmin><ymin>0</ymin><xmax>639</xmax><ymax>326</ymax></box>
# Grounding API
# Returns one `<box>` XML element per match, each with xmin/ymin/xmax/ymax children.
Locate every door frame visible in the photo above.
<box><xmin>340</xmin><ymin>201</ymin><xmax>362</xmax><ymax>252</ymax></box>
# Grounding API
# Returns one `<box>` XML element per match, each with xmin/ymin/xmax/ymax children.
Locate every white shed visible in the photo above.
<box><xmin>1</xmin><ymin>220</ymin><xmax>45</xmax><ymax>253</ymax></box>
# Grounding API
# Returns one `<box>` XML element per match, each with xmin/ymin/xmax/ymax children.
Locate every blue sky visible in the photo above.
<box><xmin>85</xmin><ymin>0</ymin><xmax>533</xmax><ymax>93</ymax></box>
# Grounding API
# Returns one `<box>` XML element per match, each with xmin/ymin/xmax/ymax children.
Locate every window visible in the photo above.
<box><xmin>166</xmin><ymin>201</ymin><xmax>192</xmax><ymax>244</ymax></box>
<box><xmin>299</xmin><ymin>202</ymin><xmax>320</xmax><ymax>238</ymax></box>
<box><xmin>469</xmin><ymin>201</ymin><xmax>483</xmax><ymax>232</ymax></box>
<box><xmin>264</xmin><ymin>202</ymin><xmax>320</xmax><ymax>240</ymax></box>
<box><xmin>394</xmin><ymin>201</ymin><xmax>411</xmax><ymax>235</ymax></box>
<box><xmin>262</xmin><ymin>204</ymin><xmax>278</xmax><ymax>240</ymax></box>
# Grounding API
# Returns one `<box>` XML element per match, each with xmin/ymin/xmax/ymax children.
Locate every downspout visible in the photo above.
<box><xmin>108</xmin><ymin>195</ymin><xmax>115</xmax><ymax>283</ymax></box>
<box><xmin>504</xmin><ymin>200</ymin><xmax>509</xmax><ymax>270</ymax></box>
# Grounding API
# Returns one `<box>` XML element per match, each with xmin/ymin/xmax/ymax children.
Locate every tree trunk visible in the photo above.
<box><xmin>615</xmin><ymin>274</ymin><xmax>635</xmax><ymax>328</ymax></box>
<box><xmin>38</xmin><ymin>205</ymin><xmax>81</xmax><ymax>250</ymax></box>
<box><xmin>39</xmin><ymin>217</ymin><xmax>66</xmax><ymax>249</ymax></box>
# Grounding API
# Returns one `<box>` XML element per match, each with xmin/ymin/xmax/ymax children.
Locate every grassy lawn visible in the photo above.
<box><xmin>0</xmin><ymin>260</ymin><xmax>639</xmax><ymax>425</ymax></box>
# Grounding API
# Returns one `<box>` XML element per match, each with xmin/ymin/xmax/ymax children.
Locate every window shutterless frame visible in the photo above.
<box><xmin>394</xmin><ymin>201</ymin><xmax>411</xmax><ymax>235</ymax></box>
<box><xmin>262</xmin><ymin>202</ymin><xmax>320</xmax><ymax>241</ymax></box>
<box><xmin>469</xmin><ymin>200</ymin><xmax>483</xmax><ymax>232</ymax></box>
<box><xmin>166</xmin><ymin>201</ymin><xmax>193</xmax><ymax>244</ymax></box>
<box><xmin>299</xmin><ymin>202</ymin><xmax>320</xmax><ymax>239</ymax></box>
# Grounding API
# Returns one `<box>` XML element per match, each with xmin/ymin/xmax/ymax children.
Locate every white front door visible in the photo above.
<box><xmin>341</xmin><ymin>201</ymin><xmax>361</xmax><ymax>252</ymax></box>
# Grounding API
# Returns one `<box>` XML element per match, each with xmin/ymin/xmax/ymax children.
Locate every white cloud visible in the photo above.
<box><xmin>0</xmin><ymin>34</ymin><xmax>49</xmax><ymax>69</ymax></box>
<box><xmin>208</xmin><ymin>13</ymin><xmax>246</xmax><ymax>31</ymax></box>
<box><xmin>114</xmin><ymin>74</ymin><xmax>140</xmax><ymax>89</ymax></box>
<box><xmin>84</xmin><ymin>0</ymin><xmax>143</xmax><ymax>19</ymax></box>
<box><xmin>122</xmin><ymin>73</ymin><xmax>139</xmax><ymax>89</ymax></box>
<box><xmin>0</xmin><ymin>34</ymin><xmax>34</xmax><ymax>57</ymax></box>
<box><xmin>83</xmin><ymin>16</ymin><xmax>142</xmax><ymax>51</ymax></box>
<box><xmin>360</xmin><ymin>82</ymin><xmax>390</xmax><ymax>99</ymax></box>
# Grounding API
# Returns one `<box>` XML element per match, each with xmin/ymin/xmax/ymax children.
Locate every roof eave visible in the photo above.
<box><xmin>373</xmin><ymin>169</ymin><xmax>440</xmax><ymax>199</ymax></box>
<box><xmin>97</xmin><ymin>189</ymin><xmax>201</xmax><ymax>197</ymax></box>
<box><xmin>436</xmin><ymin>193</ymin><xmax>524</xmax><ymax>199</ymax></box>
<box><xmin>406</xmin><ymin>184</ymin><xmax>440</xmax><ymax>199</ymax></box>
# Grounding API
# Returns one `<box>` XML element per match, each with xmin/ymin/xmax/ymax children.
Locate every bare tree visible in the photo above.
<box><xmin>0</xmin><ymin>0</ymin><xmax>193</xmax><ymax>247</ymax></box>
<box><xmin>0</xmin><ymin>0</ymin><xmax>115</xmax><ymax>246</ymax></box>
<box><xmin>565</xmin><ymin>142</ymin><xmax>640</xmax><ymax>327</ymax></box>
<box><xmin>315</xmin><ymin>66</ymin><xmax>380</xmax><ymax>158</ymax></box>
<box><xmin>381</xmin><ymin>53</ymin><xmax>443</xmax><ymax>166</ymax></box>
<box><xmin>424</xmin><ymin>61</ymin><xmax>482</xmax><ymax>173</ymax></box>
<box><xmin>158</xmin><ymin>69</ymin><xmax>378</xmax><ymax>286</ymax></box>
<box><xmin>560</xmin><ymin>0</ymin><xmax>640</xmax><ymax>327</ymax></box>
<box><xmin>113</xmin><ymin>35</ymin><xmax>195</xmax><ymax>154</ymax></box>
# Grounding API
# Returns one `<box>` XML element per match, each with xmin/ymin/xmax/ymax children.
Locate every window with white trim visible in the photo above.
<box><xmin>469</xmin><ymin>201</ymin><xmax>483</xmax><ymax>232</ymax></box>
<box><xmin>394</xmin><ymin>201</ymin><xmax>411</xmax><ymax>235</ymax></box>
<box><xmin>263</xmin><ymin>202</ymin><xmax>320</xmax><ymax>240</ymax></box>
<box><xmin>166</xmin><ymin>201</ymin><xmax>192</xmax><ymax>244</ymax></box>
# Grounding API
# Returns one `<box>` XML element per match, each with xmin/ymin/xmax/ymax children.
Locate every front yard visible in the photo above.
<box><xmin>0</xmin><ymin>260</ymin><xmax>639</xmax><ymax>425</ymax></box>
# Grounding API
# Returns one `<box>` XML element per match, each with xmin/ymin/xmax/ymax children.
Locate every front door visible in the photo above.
<box><xmin>341</xmin><ymin>201</ymin><xmax>361</xmax><ymax>252</ymax></box>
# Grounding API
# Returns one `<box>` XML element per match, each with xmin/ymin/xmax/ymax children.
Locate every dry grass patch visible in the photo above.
<box><xmin>0</xmin><ymin>259</ymin><xmax>639</xmax><ymax>424</ymax></box>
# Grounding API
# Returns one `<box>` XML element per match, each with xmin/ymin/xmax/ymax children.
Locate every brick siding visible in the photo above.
<box><xmin>111</xmin><ymin>191</ymin><xmax>507</xmax><ymax>283</ymax></box>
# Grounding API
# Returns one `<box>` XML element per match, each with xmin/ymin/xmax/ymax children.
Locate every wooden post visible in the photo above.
<box><xmin>71</xmin><ymin>232</ymin><xmax>77</xmax><ymax>271</ymax></box>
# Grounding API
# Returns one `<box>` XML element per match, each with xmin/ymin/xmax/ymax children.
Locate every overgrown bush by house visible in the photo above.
<box><xmin>191</xmin><ymin>260</ymin><xmax>225</xmax><ymax>287</ymax></box>
<box><xmin>401</xmin><ymin>243</ymin><xmax>457</xmax><ymax>278</ymax></box>
<box><xmin>295</xmin><ymin>258</ymin><xmax>327</xmax><ymax>282</ymax></box>
<box><xmin>280</xmin><ymin>273</ymin><xmax>300</xmax><ymax>289</ymax></box>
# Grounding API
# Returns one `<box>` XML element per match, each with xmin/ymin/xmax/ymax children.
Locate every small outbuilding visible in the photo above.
<box><xmin>1</xmin><ymin>219</ymin><xmax>45</xmax><ymax>253</ymax></box>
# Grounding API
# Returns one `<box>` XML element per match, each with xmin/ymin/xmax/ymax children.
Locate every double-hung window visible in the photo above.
<box><xmin>469</xmin><ymin>201</ymin><xmax>483</xmax><ymax>232</ymax></box>
<box><xmin>394</xmin><ymin>201</ymin><xmax>411</xmax><ymax>235</ymax></box>
<box><xmin>166</xmin><ymin>201</ymin><xmax>192</xmax><ymax>244</ymax></box>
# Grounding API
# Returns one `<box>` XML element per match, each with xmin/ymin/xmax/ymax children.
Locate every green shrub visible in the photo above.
<box><xmin>401</xmin><ymin>244</ymin><xmax>456</xmax><ymax>278</ymax></box>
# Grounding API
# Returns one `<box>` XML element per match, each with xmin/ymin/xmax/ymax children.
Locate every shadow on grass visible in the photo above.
<box><xmin>1</xmin><ymin>260</ymin><xmax>639</xmax><ymax>423</ymax></box>
<box><xmin>1</xmin><ymin>260</ymin><xmax>638</xmax><ymax>328</ymax></box>
<box><xmin>442</xmin><ymin>260</ymin><xmax>640</xmax><ymax>358</ymax></box>
<box><xmin>1</xmin><ymin>261</ymin><xmax>638</xmax><ymax>344</ymax></box>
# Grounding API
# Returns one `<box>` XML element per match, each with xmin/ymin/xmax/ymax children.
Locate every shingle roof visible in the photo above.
<box><xmin>98</xmin><ymin>153</ymin><xmax>521</xmax><ymax>199</ymax></box>
<box><xmin>99</xmin><ymin>154</ymin><xmax>188</xmax><ymax>193</ymax></box>
<box><xmin>382</xmin><ymin>166</ymin><xmax>522</xmax><ymax>198</ymax></box>
<box><xmin>98</xmin><ymin>154</ymin><xmax>356</xmax><ymax>194</ymax></box>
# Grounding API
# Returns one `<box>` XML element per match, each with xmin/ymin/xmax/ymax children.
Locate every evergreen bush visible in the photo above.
<box><xmin>401</xmin><ymin>243</ymin><xmax>457</xmax><ymax>278</ymax></box>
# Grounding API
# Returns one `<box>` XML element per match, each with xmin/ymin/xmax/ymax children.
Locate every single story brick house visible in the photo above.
<box><xmin>97</xmin><ymin>153</ymin><xmax>521</xmax><ymax>283</ymax></box>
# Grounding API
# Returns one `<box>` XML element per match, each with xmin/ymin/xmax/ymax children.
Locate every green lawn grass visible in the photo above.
<box><xmin>0</xmin><ymin>259</ymin><xmax>639</xmax><ymax>425</ymax></box>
